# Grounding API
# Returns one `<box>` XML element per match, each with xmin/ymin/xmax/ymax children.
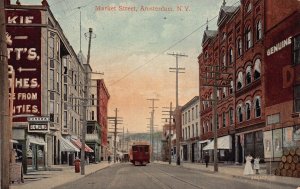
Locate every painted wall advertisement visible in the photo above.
<box><xmin>6</xmin><ymin>9</ymin><xmax>42</xmax><ymax>122</ymax></box>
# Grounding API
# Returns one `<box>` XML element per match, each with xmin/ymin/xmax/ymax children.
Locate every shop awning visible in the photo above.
<box><xmin>71</xmin><ymin>139</ymin><xmax>94</xmax><ymax>153</ymax></box>
<box><xmin>198</xmin><ymin>140</ymin><xmax>210</xmax><ymax>144</ymax></box>
<box><xmin>60</xmin><ymin>137</ymin><xmax>80</xmax><ymax>152</ymax></box>
<box><xmin>28</xmin><ymin>135</ymin><xmax>46</xmax><ymax>145</ymax></box>
<box><xmin>10</xmin><ymin>139</ymin><xmax>19</xmax><ymax>144</ymax></box>
<box><xmin>203</xmin><ymin>135</ymin><xmax>232</xmax><ymax>150</ymax></box>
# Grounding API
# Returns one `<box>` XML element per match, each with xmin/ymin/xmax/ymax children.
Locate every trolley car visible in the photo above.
<box><xmin>129</xmin><ymin>142</ymin><xmax>150</xmax><ymax>166</ymax></box>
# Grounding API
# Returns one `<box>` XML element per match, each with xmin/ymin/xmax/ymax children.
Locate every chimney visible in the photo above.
<box><xmin>41</xmin><ymin>0</ymin><xmax>49</xmax><ymax>7</ymax></box>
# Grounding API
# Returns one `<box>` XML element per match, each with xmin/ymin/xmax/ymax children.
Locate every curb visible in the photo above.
<box><xmin>154</xmin><ymin>162</ymin><xmax>299</xmax><ymax>188</ymax></box>
<box><xmin>52</xmin><ymin>163</ymin><xmax>114</xmax><ymax>189</ymax></box>
<box><xmin>232</xmin><ymin>174</ymin><xmax>299</xmax><ymax>188</ymax></box>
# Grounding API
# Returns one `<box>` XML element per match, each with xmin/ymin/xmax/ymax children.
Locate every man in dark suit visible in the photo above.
<box><xmin>204</xmin><ymin>153</ymin><xmax>209</xmax><ymax>168</ymax></box>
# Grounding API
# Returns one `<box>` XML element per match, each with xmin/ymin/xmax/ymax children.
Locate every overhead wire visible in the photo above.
<box><xmin>110</xmin><ymin>1</ymin><xmax>240</xmax><ymax>86</ymax></box>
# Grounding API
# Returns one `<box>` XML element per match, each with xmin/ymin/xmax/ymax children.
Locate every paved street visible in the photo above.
<box><xmin>54</xmin><ymin>163</ymin><xmax>296</xmax><ymax>189</ymax></box>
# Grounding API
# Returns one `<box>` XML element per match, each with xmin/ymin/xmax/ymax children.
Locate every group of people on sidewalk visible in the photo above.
<box><xmin>243</xmin><ymin>154</ymin><xmax>260</xmax><ymax>175</ymax></box>
<box><xmin>202</xmin><ymin>152</ymin><xmax>260</xmax><ymax>176</ymax></box>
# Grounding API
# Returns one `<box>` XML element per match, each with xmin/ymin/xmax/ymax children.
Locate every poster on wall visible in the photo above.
<box><xmin>293</xmin><ymin>125</ymin><xmax>300</xmax><ymax>141</ymax></box>
<box><xmin>283</xmin><ymin>127</ymin><xmax>294</xmax><ymax>147</ymax></box>
<box><xmin>263</xmin><ymin>131</ymin><xmax>272</xmax><ymax>158</ymax></box>
<box><xmin>273</xmin><ymin>129</ymin><xmax>283</xmax><ymax>157</ymax></box>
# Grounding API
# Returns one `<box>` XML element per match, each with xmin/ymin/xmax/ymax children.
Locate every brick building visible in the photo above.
<box><xmin>198</xmin><ymin>0</ymin><xmax>265</xmax><ymax>163</ymax></box>
<box><xmin>263</xmin><ymin>0</ymin><xmax>300</xmax><ymax>172</ymax></box>
<box><xmin>96</xmin><ymin>79</ymin><xmax>110</xmax><ymax>160</ymax></box>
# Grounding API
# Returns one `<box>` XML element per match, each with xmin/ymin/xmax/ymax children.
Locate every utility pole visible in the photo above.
<box><xmin>162</xmin><ymin>102</ymin><xmax>173</xmax><ymax>164</ymax></box>
<box><xmin>0</xmin><ymin>1</ymin><xmax>10</xmax><ymax>188</ymax></box>
<box><xmin>81</xmin><ymin>28</ymin><xmax>95</xmax><ymax>175</ymax></box>
<box><xmin>200</xmin><ymin>63</ymin><xmax>232</xmax><ymax>172</ymax></box>
<box><xmin>147</xmin><ymin>98</ymin><xmax>159</xmax><ymax>162</ymax></box>
<box><xmin>108</xmin><ymin>109</ymin><xmax>123</xmax><ymax>163</ymax></box>
<box><xmin>168</xmin><ymin>52</ymin><xmax>187</xmax><ymax>165</ymax></box>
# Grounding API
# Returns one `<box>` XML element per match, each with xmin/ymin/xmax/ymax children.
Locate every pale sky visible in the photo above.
<box><xmin>25</xmin><ymin>0</ymin><xmax>238</xmax><ymax>133</ymax></box>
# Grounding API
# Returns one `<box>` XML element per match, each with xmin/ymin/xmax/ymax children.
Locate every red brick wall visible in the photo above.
<box><xmin>97</xmin><ymin>80</ymin><xmax>110</xmax><ymax>146</ymax></box>
<box><xmin>265</xmin><ymin>0</ymin><xmax>300</xmax><ymax>31</ymax></box>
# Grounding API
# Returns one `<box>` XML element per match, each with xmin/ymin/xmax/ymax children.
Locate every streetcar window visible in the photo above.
<box><xmin>133</xmin><ymin>146</ymin><xmax>138</xmax><ymax>152</ymax></box>
<box><xmin>145</xmin><ymin>146</ymin><xmax>149</xmax><ymax>152</ymax></box>
<box><xmin>139</xmin><ymin>146</ymin><xmax>144</xmax><ymax>152</ymax></box>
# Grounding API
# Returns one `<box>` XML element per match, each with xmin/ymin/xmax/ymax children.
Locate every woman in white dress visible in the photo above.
<box><xmin>243</xmin><ymin>154</ymin><xmax>254</xmax><ymax>175</ymax></box>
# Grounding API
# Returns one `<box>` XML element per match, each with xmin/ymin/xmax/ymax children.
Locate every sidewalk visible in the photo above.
<box><xmin>10</xmin><ymin>162</ymin><xmax>113</xmax><ymax>189</ymax></box>
<box><xmin>155</xmin><ymin>161</ymin><xmax>300</xmax><ymax>188</ymax></box>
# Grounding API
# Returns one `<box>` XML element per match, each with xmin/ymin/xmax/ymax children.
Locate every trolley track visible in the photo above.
<box><xmin>138</xmin><ymin>164</ymin><xmax>204</xmax><ymax>189</ymax></box>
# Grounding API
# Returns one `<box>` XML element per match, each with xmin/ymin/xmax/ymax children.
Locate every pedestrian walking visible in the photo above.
<box><xmin>204</xmin><ymin>153</ymin><xmax>209</xmax><ymax>168</ymax></box>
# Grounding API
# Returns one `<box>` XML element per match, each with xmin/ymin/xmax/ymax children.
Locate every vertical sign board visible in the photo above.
<box><xmin>6</xmin><ymin>9</ymin><xmax>42</xmax><ymax>122</ymax></box>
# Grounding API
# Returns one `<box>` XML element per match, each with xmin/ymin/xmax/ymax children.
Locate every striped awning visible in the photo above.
<box><xmin>60</xmin><ymin>137</ymin><xmax>80</xmax><ymax>152</ymax></box>
<box><xmin>71</xmin><ymin>139</ymin><xmax>94</xmax><ymax>153</ymax></box>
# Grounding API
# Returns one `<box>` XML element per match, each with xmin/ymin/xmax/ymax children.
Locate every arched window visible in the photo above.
<box><xmin>237</xmin><ymin>72</ymin><xmax>244</xmax><ymax>90</ymax></box>
<box><xmin>229</xmin><ymin>80</ymin><xmax>233</xmax><ymax>94</ymax></box>
<box><xmin>246</xmin><ymin>66</ymin><xmax>252</xmax><ymax>85</ymax></box>
<box><xmin>229</xmin><ymin>107</ymin><xmax>234</xmax><ymax>125</ymax></box>
<box><xmin>206</xmin><ymin>122</ymin><xmax>209</xmax><ymax>133</ymax></box>
<box><xmin>245</xmin><ymin>26</ymin><xmax>252</xmax><ymax>50</ymax></box>
<box><xmin>254</xmin><ymin>59</ymin><xmax>261</xmax><ymax>80</ymax></box>
<box><xmin>217</xmin><ymin>90</ymin><xmax>220</xmax><ymax>100</ymax></box>
<box><xmin>245</xmin><ymin>101</ymin><xmax>251</xmax><ymax>120</ymax></box>
<box><xmin>255</xmin><ymin>97</ymin><xmax>261</xmax><ymax>117</ymax></box>
<box><xmin>237</xmin><ymin>38</ymin><xmax>243</xmax><ymax>56</ymax></box>
<box><xmin>205</xmin><ymin>51</ymin><xmax>209</xmax><ymax>59</ymax></box>
<box><xmin>222</xmin><ymin>112</ymin><xmax>226</xmax><ymax>127</ymax></box>
<box><xmin>223</xmin><ymin>52</ymin><xmax>226</xmax><ymax>66</ymax></box>
<box><xmin>222</xmin><ymin>87</ymin><xmax>227</xmax><ymax>98</ymax></box>
<box><xmin>229</xmin><ymin>48</ymin><xmax>234</xmax><ymax>64</ymax></box>
<box><xmin>237</xmin><ymin>104</ymin><xmax>243</xmax><ymax>122</ymax></box>
<box><xmin>256</xmin><ymin>20</ymin><xmax>262</xmax><ymax>40</ymax></box>
<box><xmin>246</xmin><ymin>2</ymin><xmax>252</xmax><ymax>13</ymax></box>
<box><xmin>216</xmin><ymin>113</ymin><xmax>219</xmax><ymax>129</ymax></box>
